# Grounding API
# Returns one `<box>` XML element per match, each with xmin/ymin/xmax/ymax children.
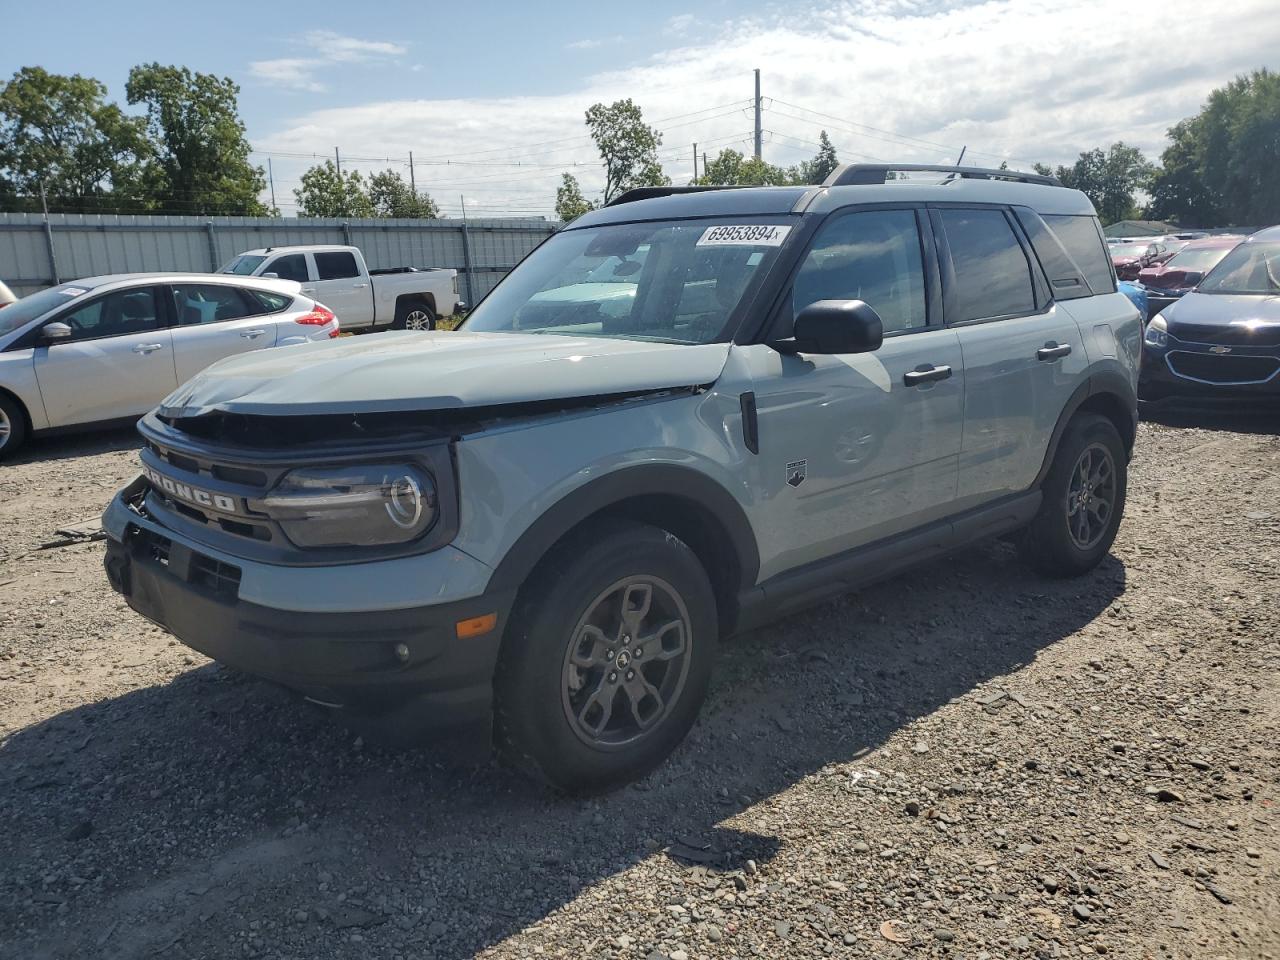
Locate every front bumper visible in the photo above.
<box><xmin>1140</xmin><ymin>338</ymin><xmax>1280</xmax><ymax>399</ymax></box>
<box><xmin>103</xmin><ymin>481</ymin><xmax>513</xmax><ymax>729</ymax></box>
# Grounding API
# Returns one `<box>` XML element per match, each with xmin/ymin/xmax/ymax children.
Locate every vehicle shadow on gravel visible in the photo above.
<box><xmin>0</xmin><ymin>540</ymin><xmax>1126</xmax><ymax>959</ymax></box>
<box><xmin>1140</xmin><ymin>397</ymin><xmax>1280</xmax><ymax>435</ymax></box>
<box><xmin>7</xmin><ymin>425</ymin><xmax>141</xmax><ymax>466</ymax></box>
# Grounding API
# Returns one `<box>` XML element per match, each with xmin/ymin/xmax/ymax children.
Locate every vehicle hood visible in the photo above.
<box><xmin>1164</xmin><ymin>292</ymin><xmax>1280</xmax><ymax>346</ymax></box>
<box><xmin>157</xmin><ymin>331</ymin><xmax>732</xmax><ymax>417</ymax></box>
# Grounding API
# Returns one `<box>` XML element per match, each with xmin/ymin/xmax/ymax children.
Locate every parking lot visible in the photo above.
<box><xmin>0</xmin><ymin>404</ymin><xmax>1274</xmax><ymax>960</ymax></box>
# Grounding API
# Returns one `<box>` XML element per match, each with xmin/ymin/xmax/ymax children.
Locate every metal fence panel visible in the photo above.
<box><xmin>0</xmin><ymin>213</ymin><xmax>560</xmax><ymax>300</ymax></box>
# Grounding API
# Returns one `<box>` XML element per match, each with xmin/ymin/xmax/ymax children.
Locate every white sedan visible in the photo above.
<box><xmin>0</xmin><ymin>273</ymin><xmax>339</xmax><ymax>459</ymax></box>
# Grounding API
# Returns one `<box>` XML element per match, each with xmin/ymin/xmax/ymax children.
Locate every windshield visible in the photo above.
<box><xmin>219</xmin><ymin>255</ymin><xmax>266</xmax><ymax>276</ymax></box>
<box><xmin>1112</xmin><ymin>243</ymin><xmax>1151</xmax><ymax>258</ymax></box>
<box><xmin>462</xmin><ymin>219</ymin><xmax>791</xmax><ymax>344</ymax></box>
<box><xmin>1165</xmin><ymin>244</ymin><xmax>1237</xmax><ymax>273</ymax></box>
<box><xmin>1196</xmin><ymin>241</ymin><xmax>1280</xmax><ymax>295</ymax></box>
<box><xmin>0</xmin><ymin>283</ymin><xmax>94</xmax><ymax>337</ymax></box>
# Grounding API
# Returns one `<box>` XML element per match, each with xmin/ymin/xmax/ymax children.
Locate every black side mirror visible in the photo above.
<box><xmin>781</xmin><ymin>299</ymin><xmax>884</xmax><ymax>355</ymax></box>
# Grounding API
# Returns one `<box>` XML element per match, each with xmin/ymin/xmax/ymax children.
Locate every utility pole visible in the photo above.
<box><xmin>703</xmin><ymin>151</ymin><xmax>708</xmax><ymax>174</ymax></box>
<box><xmin>692</xmin><ymin>142</ymin><xmax>698</xmax><ymax>182</ymax></box>
<box><xmin>409</xmin><ymin>151</ymin><xmax>416</xmax><ymax>195</ymax></box>
<box><xmin>268</xmin><ymin>158</ymin><xmax>277</xmax><ymax>212</ymax></box>
<box><xmin>334</xmin><ymin>147</ymin><xmax>342</xmax><ymax>180</ymax></box>
<box><xmin>753</xmin><ymin>68</ymin><xmax>762</xmax><ymax>161</ymax></box>
<box><xmin>460</xmin><ymin>194</ymin><xmax>467</xmax><ymax>219</ymax></box>
<box><xmin>956</xmin><ymin>145</ymin><xmax>967</xmax><ymax>165</ymax></box>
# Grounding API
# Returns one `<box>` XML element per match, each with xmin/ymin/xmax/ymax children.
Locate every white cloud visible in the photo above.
<box><xmin>250</xmin><ymin>31</ymin><xmax>407</xmax><ymax>92</ymax></box>
<box><xmin>566</xmin><ymin>35</ymin><xmax>625</xmax><ymax>50</ymax></box>
<box><xmin>254</xmin><ymin>0</ymin><xmax>1280</xmax><ymax>217</ymax></box>
<box><xmin>248</xmin><ymin>58</ymin><xmax>327</xmax><ymax>93</ymax></box>
<box><xmin>664</xmin><ymin>13</ymin><xmax>697</xmax><ymax>36</ymax></box>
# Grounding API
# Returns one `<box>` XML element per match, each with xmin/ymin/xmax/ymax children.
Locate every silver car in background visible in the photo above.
<box><xmin>0</xmin><ymin>273</ymin><xmax>339</xmax><ymax>458</ymax></box>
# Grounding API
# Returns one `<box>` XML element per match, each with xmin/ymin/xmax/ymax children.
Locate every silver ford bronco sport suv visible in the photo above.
<box><xmin>104</xmin><ymin>164</ymin><xmax>1140</xmax><ymax>793</ymax></box>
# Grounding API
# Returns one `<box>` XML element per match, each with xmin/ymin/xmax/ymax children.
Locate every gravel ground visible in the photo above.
<box><xmin>0</xmin><ymin>404</ymin><xmax>1277</xmax><ymax>960</ymax></box>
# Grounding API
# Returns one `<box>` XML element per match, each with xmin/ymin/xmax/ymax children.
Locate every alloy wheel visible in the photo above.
<box><xmin>561</xmin><ymin>576</ymin><xmax>693</xmax><ymax>748</ymax></box>
<box><xmin>0</xmin><ymin>407</ymin><xmax>10</xmax><ymax>451</ymax></box>
<box><xmin>404</xmin><ymin>309</ymin><xmax>434</xmax><ymax>331</ymax></box>
<box><xmin>1066</xmin><ymin>441</ymin><xmax>1117</xmax><ymax>550</ymax></box>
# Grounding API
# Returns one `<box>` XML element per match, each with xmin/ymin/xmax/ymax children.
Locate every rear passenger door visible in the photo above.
<box><xmin>310</xmin><ymin>250</ymin><xmax>372</xmax><ymax>327</ymax></box>
<box><xmin>933</xmin><ymin>207</ymin><xmax>1088</xmax><ymax>508</ymax></box>
<box><xmin>745</xmin><ymin>206</ymin><xmax>964</xmax><ymax>575</ymax></box>
<box><xmin>168</xmin><ymin>283</ymin><xmax>278</xmax><ymax>383</ymax></box>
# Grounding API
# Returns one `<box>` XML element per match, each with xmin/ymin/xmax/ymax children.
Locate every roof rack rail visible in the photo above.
<box><xmin>605</xmin><ymin>185</ymin><xmax>754</xmax><ymax>207</ymax></box>
<box><xmin>824</xmin><ymin>163</ymin><xmax>1061</xmax><ymax>188</ymax></box>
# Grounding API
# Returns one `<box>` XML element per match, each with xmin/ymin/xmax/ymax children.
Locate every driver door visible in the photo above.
<box><xmin>34</xmin><ymin>286</ymin><xmax>177</xmax><ymax>427</ymax></box>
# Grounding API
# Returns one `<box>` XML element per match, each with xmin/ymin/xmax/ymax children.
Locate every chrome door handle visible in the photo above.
<box><xmin>1037</xmin><ymin>343</ymin><xmax>1072</xmax><ymax>361</ymax></box>
<box><xmin>240</xmin><ymin>329</ymin><xmax>266</xmax><ymax>339</ymax></box>
<box><xmin>903</xmin><ymin>364</ymin><xmax>953</xmax><ymax>386</ymax></box>
<box><xmin>352</xmin><ymin>283</ymin><xmax>369</xmax><ymax>289</ymax></box>
<box><xmin>132</xmin><ymin>343</ymin><xmax>164</xmax><ymax>354</ymax></box>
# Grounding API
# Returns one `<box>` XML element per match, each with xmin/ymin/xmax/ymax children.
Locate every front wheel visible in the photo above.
<box><xmin>495</xmin><ymin>520</ymin><xmax>717</xmax><ymax>794</ymax></box>
<box><xmin>0</xmin><ymin>393</ymin><xmax>28</xmax><ymax>461</ymax></box>
<box><xmin>1018</xmin><ymin>413</ymin><xmax>1127</xmax><ymax>577</ymax></box>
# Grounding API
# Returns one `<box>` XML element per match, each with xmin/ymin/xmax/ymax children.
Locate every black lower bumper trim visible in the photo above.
<box><xmin>104</xmin><ymin>530</ymin><xmax>511</xmax><ymax>729</ymax></box>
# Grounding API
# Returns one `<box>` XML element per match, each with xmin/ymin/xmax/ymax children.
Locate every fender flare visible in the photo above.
<box><xmin>1032</xmin><ymin>371</ymin><xmax>1138</xmax><ymax>488</ymax></box>
<box><xmin>485</xmin><ymin>463</ymin><xmax>761</xmax><ymax>597</ymax></box>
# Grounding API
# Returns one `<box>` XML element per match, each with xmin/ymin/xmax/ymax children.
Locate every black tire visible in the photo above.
<box><xmin>495</xmin><ymin>519</ymin><xmax>717</xmax><ymax>794</ymax></box>
<box><xmin>0</xmin><ymin>393</ymin><xmax>28</xmax><ymax>462</ymax></box>
<box><xmin>1018</xmin><ymin>413</ymin><xmax>1127</xmax><ymax>577</ymax></box>
<box><xmin>392</xmin><ymin>299</ymin><xmax>436</xmax><ymax>331</ymax></box>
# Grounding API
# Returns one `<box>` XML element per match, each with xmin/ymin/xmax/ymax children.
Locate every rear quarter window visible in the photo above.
<box><xmin>1044</xmin><ymin>215</ymin><xmax>1115</xmax><ymax>295</ymax></box>
<box><xmin>249</xmin><ymin>290</ymin><xmax>292</xmax><ymax>312</ymax></box>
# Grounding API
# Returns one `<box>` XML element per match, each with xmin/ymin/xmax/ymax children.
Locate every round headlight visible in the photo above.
<box><xmin>386</xmin><ymin>472</ymin><xmax>425</xmax><ymax>529</ymax></box>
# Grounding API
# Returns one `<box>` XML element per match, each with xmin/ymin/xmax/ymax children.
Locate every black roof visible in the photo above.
<box><xmin>571</xmin><ymin>186</ymin><xmax>812</xmax><ymax>228</ymax></box>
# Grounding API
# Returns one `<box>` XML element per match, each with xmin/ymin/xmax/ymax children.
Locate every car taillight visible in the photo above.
<box><xmin>296</xmin><ymin>305</ymin><xmax>336</xmax><ymax>327</ymax></box>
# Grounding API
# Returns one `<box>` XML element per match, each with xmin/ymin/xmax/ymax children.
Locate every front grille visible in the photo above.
<box><xmin>130</xmin><ymin>528</ymin><xmax>242</xmax><ymax>598</ymax></box>
<box><xmin>1167</xmin><ymin>351</ymin><xmax>1280</xmax><ymax>385</ymax></box>
<box><xmin>190</xmin><ymin>553</ymin><xmax>243</xmax><ymax>596</ymax></box>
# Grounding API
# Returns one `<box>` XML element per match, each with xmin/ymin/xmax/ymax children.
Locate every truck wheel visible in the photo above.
<box><xmin>495</xmin><ymin>520</ymin><xmax>717</xmax><ymax>794</ymax></box>
<box><xmin>393</xmin><ymin>300</ymin><xmax>436</xmax><ymax>331</ymax></box>
<box><xmin>1018</xmin><ymin>413</ymin><xmax>1127</xmax><ymax>577</ymax></box>
<box><xmin>0</xmin><ymin>393</ymin><xmax>28</xmax><ymax>461</ymax></box>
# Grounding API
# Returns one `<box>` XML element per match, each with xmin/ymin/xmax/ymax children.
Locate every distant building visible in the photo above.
<box><xmin>1103</xmin><ymin>219</ymin><xmax>1178</xmax><ymax>237</ymax></box>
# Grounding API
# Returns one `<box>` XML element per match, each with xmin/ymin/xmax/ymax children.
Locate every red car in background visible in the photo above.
<box><xmin>1138</xmin><ymin>235</ymin><xmax>1245</xmax><ymax>314</ymax></box>
<box><xmin>1111</xmin><ymin>240</ymin><xmax>1168</xmax><ymax>279</ymax></box>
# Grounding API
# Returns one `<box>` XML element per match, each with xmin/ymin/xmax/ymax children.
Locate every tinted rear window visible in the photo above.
<box><xmin>940</xmin><ymin>209</ymin><xmax>1036</xmax><ymax>322</ymax></box>
<box><xmin>1046</xmin><ymin>215</ymin><xmax>1115</xmax><ymax>294</ymax></box>
<box><xmin>315</xmin><ymin>251</ymin><xmax>360</xmax><ymax>280</ymax></box>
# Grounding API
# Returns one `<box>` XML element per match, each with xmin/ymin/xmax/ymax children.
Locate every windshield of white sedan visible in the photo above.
<box><xmin>1197</xmin><ymin>242</ymin><xmax>1280</xmax><ymax>295</ymax></box>
<box><xmin>0</xmin><ymin>283</ymin><xmax>92</xmax><ymax>337</ymax></box>
<box><xmin>462</xmin><ymin>219</ymin><xmax>790</xmax><ymax>344</ymax></box>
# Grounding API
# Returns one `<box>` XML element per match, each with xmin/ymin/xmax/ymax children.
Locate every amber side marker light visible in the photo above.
<box><xmin>456</xmin><ymin>613</ymin><xmax>498</xmax><ymax>639</ymax></box>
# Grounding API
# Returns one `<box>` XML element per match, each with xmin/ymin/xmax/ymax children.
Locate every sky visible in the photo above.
<box><xmin>4</xmin><ymin>0</ymin><xmax>1278</xmax><ymax>219</ymax></box>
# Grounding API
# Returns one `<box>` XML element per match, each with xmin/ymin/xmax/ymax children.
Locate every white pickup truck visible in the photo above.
<box><xmin>218</xmin><ymin>244</ymin><xmax>462</xmax><ymax>332</ymax></box>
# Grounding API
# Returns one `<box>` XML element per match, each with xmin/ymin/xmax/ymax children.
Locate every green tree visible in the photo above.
<box><xmin>793</xmin><ymin>131</ymin><xmax>840</xmax><ymax>185</ymax></box>
<box><xmin>1047</xmin><ymin>142</ymin><xmax>1154</xmax><ymax>225</ymax></box>
<box><xmin>554</xmin><ymin>173</ymin><xmax>595</xmax><ymax>222</ymax></box>
<box><xmin>367</xmin><ymin>169</ymin><xmax>438</xmax><ymax>218</ymax></box>
<box><xmin>125</xmin><ymin>63</ymin><xmax>266</xmax><ymax>215</ymax></box>
<box><xmin>697</xmin><ymin>149</ymin><xmax>794</xmax><ymax>186</ymax></box>
<box><xmin>293</xmin><ymin>160</ymin><xmax>373</xmax><ymax>218</ymax></box>
<box><xmin>0</xmin><ymin>66</ymin><xmax>150</xmax><ymax>212</ymax></box>
<box><xmin>1149</xmin><ymin>69</ymin><xmax>1280</xmax><ymax>226</ymax></box>
<box><xmin>584</xmin><ymin>99</ymin><xmax>669</xmax><ymax>203</ymax></box>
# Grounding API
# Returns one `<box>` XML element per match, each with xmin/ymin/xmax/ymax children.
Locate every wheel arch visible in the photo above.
<box><xmin>0</xmin><ymin>384</ymin><xmax>34</xmax><ymax>434</ymax></box>
<box><xmin>487</xmin><ymin>464</ymin><xmax>760</xmax><ymax>635</ymax></box>
<box><xmin>1033</xmin><ymin>371</ymin><xmax>1137</xmax><ymax>489</ymax></box>
<box><xmin>396</xmin><ymin>292</ymin><xmax>436</xmax><ymax>317</ymax></box>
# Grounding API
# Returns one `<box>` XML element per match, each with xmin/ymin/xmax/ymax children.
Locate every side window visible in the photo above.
<box><xmin>266</xmin><ymin>254</ymin><xmax>309</xmax><ymax>283</ymax></box>
<box><xmin>171</xmin><ymin>284</ymin><xmax>263</xmax><ymax>325</ymax></box>
<box><xmin>1044</xmin><ymin>214</ymin><xmax>1115</xmax><ymax>294</ymax></box>
<box><xmin>939</xmin><ymin>209</ymin><xmax>1035</xmax><ymax>322</ymax></box>
<box><xmin>1012</xmin><ymin>208</ymin><xmax>1088</xmax><ymax>301</ymax></box>
<box><xmin>56</xmin><ymin>288</ymin><xmax>161</xmax><ymax>341</ymax></box>
<box><xmin>315</xmin><ymin>251</ymin><xmax>360</xmax><ymax>280</ymax></box>
<box><xmin>793</xmin><ymin>209</ymin><xmax>927</xmax><ymax>334</ymax></box>
<box><xmin>250</xmin><ymin>290</ymin><xmax>292</xmax><ymax>312</ymax></box>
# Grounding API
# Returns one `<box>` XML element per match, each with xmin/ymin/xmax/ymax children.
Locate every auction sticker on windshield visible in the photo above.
<box><xmin>697</xmin><ymin>225</ymin><xmax>792</xmax><ymax>247</ymax></box>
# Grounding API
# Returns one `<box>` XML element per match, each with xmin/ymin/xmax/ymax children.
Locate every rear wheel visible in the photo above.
<box><xmin>1018</xmin><ymin>413</ymin><xmax>1126</xmax><ymax>577</ymax></box>
<box><xmin>495</xmin><ymin>520</ymin><xmax>717</xmax><ymax>794</ymax></box>
<box><xmin>0</xmin><ymin>394</ymin><xmax>28</xmax><ymax>461</ymax></box>
<box><xmin>393</xmin><ymin>300</ymin><xmax>436</xmax><ymax>331</ymax></box>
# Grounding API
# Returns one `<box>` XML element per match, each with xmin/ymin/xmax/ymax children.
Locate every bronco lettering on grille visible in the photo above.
<box><xmin>143</xmin><ymin>465</ymin><xmax>240</xmax><ymax>515</ymax></box>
